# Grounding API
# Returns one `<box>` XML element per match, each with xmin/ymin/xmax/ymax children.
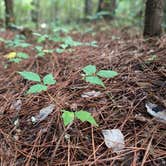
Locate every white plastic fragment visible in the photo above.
<box><xmin>31</xmin><ymin>104</ymin><xmax>55</xmax><ymax>124</ymax></box>
<box><xmin>10</xmin><ymin>99</ymin><xmax>22</xmax><ymax>111</ymax></box>
<box><xmin>14</xmin><ymin>118</ymin><xmax>19</xmax><ymax>127</ymax></box>
<box><xmin>145</xmin><ymin>102</ymin><xmax>166</xmax><ymax>123</ymax></box>
<box><xmin>102</xmin><ymin>129</ymin><xmax>125</xmax><ymax>153</ymax></box>
<box><xmin>81</xmin><ymin>91</ymin><xmax>101</xmax><ymax>98</ymax></box>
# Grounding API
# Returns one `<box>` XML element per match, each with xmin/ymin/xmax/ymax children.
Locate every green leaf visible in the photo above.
<box><xmin>17</xmin><ymin>52</ymin><xmax>29</xmax><ymax>59</ymax></box>
<box><xmin>85</xmin><ymin>41</ymin><xmax>98</xmax><ymax>47</ymax></box>
<box><xmin>18</xmin><ymin>71</ymin><xmax>41</xmax><ymax>82</ymax></box>
<box><xmin>9</xmin><ymin>58</ymin><xmax>22</xmax><ymax>63</ymax></box>
<box><xmin>16</xmin><ymin>43</ymin><xmax>31</xmax><ymax>48</ymax></box>
<box><xmin>37</xmin><ymin>35</ymin><xmax>48</xmax><ymax>43</ymax></box>
<box><xmin>37</xmin><ymin>52</ymin><xmax>45</xmax><ymax>57</ymax></box>
<box><xmin>43</xmin><ymin>74</ymin><xmax>56</xmax><ymax>85</ymax></box>
<box><xmin>35</xmin><ymin>46</ymin><xmax>43</xmax><ymax>52</ymax></box>
<box><xmin>27</xmin><ymin>84</ymin><xmax>47</xmax><ymax>94</ymax></box>
<box><xmin>56</xmin><ymin>48</ymin><xmax>64</xmax><ymax>54</ymax></box>
<box><xmin>75</xmin><ymin>110</ymin><xmax>98</xmax><ymax>126</ymax></box>
<box><xmin>82</xmin><ymin>65</ymin><xmax>96</xmax><ymax>75</ymax></box>
<box><xmin>60</xmin><ymin>43</ymin><xmax>68</xmax><ymax>49</ymax></box>
<box><xmin>85</xmin><ymin>76</ymin><xmax>105</xmax><ymax>87</ymax></box>
<box><xmin>62</xmin><ymin>110</ymin><xmax>74</xmax><ymax>126</ymax></box>
<box><xmin>97</xmin><ymin>70</ymin><xmax>118</xmax><ymax>78</ymax></box>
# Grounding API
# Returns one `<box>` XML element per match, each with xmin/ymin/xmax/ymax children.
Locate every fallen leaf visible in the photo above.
<box><xmin>4</xmin><ymin>52</ymin><xmax>17</xmax><ymax>59</ymax></box>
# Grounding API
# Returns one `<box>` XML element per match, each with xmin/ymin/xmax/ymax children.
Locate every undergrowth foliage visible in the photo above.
<box><xmin>18</xmin><ymin>71</ymin><xmax>56</xmax><ymax>94</ymax></box>
<box><xmin>82</xmin><ymin>65</ymin><xmax>118</xmax><ymax>88</ymax></box>
<box><xmin>17</xmin><ymin>64</ymin><xmax>118</xmax><ymax>127</ymax></box>
<box><xmin>5</xmin><ymin>52</ymin><xmax>29</xmax><ymax>63</ymax></box>
<box><xmin>62</xmin><ymin>110</ymin><xmax>98</xmax><ymax>127</ymax></box>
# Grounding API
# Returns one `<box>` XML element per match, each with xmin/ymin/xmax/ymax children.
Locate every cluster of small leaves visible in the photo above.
<box><xmin>35</xmin><ymin>46</ymin><xmax>53</xmax><ymax>57</ymax></box>
<box><xmin>5</xmin><ymin>52</ymin><xmax>29</xmax><ymax>63</ymax></box>
<box><xmin>88</xmin><ymin>11</ymin><xmax>111</xmax><ymax>20</ymax></box>
<box><xmin>33</xmin><ymin>33</ymin><xmax>50</xmax><ymax>43</ymax></box>
<box><xmin>62</xmin><ymin>110</ymin><xmax>98</xmax><ymax>126</ymax></box>
<box><xmin>18</xmin><ymin>71</ymin><xmax>56</xmax><ymax>94</ymax></box>
<box><xmin>56</xmin><ymin>36</ymin><xmax>97</xmax><ymax>54</ymax></box>
<box><xmin>5</xmin><ymin>35</ymin><xmax>31</xmax><ymax>48</ymax></box>
<box><xmin>82</xmin><ymin>65</ymin><xmax>118</xmax><ymax>87</ymax></box>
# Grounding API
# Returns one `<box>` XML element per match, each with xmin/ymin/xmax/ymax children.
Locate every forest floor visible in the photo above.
<box><xmin>0</xmin><ymin>23</ymin><xmax>166</xmax><ymax>166</ymax></box>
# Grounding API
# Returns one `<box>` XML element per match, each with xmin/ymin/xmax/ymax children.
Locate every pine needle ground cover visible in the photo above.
<box><xmin>0</xmin><ymin>27</ymin><xmax>165</xmax><ymax>165</ymax></box>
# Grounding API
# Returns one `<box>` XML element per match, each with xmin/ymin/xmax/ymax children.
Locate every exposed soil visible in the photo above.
<box><xmin>0</xmin><ymin>26</ymin><xmax>166</xmax><ymax>166</ymax></box>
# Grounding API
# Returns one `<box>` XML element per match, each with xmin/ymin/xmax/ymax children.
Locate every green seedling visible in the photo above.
<box><xmin>53</xmin><ymin>27</ymin><xmax>70</xmax><ymax>34</ymax></box>
<box><xmin>35</xmin><ymin>46</ymin><xmax>53</xmax><ymax>57</ymax></box>
<box><xmin>55</xmin><ymin>36</ymin><xmax>97</xmax><ymax>54</ymax></box>
<box><xmin>33</xmin><ymin>33</ymin><xmax>50</xmax><ymax>43</ymax></box>
<box><xmin>18</xmin><ymin>71</ymin><xmax>56</xmax><ymax>94</ymax></box>
<box><xmin>62</xmin><ymin>110</ymin><xmax>98</xmax><ymax>127</ymax></box>
<box><xmin>8</xmin><ymin>52</ymin><xmax>29</xmax><ymax>63</ymax></box>
<box><xmin>4</xmin><ymin>52</ymin><xmax>29</xmax><ymax>64</ymax></box>
<box><xmin>82</xmin><ymin>65</ymin><xmax>118</xmax><ymax>88</ymax></box>
<box><xmin>5</xmin><ymin>35</ymin><xmax>31</xmax><ymax>48</ymax></box>
<box><xmin>87</xmin><ymin>11</ymin><xmax>111</xmax><ymax>20</ymax></box>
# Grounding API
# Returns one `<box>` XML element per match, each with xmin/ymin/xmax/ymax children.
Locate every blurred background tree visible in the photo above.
<box><xmin>144</xmin><ymin>0</ymin><xmax>164</xmax><ymax>36</ymax></box>
<box><xmin>0</xmin><ymin>0</ymin><xmax>165</xmax><ymax>36</ymax></box>
<box><xmin>84</xmin><ymin>0</ymin><xmax>93</xmax><ymax>17</ymax></box>
<box><xmin>4</xmin><ymin>0</ymin><xmax>15</xmax><ymax>28</ymax></box>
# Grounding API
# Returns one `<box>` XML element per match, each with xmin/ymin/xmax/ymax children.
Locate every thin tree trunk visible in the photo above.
<box><xmin>4</xmin><ymin>0</ymin><xmax>14</xmax><ymax>28</ymax></box>
<box><xmin>97</xmin><ymin>0</ymin><xmax>103</xmax><ymax>12</ymax></box>
<box><xmin>97</xmin><ymin>0</ymin><xmax>116</xmax><ymax>19</ymax></box>
<box><xmin>144</xmin><ymin>0</ymin><xmax>164</xmax><ymax>37</ymax></box>
<box><xmin>84</xmin><ymin>0</ymin><xmax>93</xmax><ymax>16</ymax></box>
<box><xmin>31</xmin><ymin>0</ymin><xmax>39</xmax><ymax>28</ymax></box>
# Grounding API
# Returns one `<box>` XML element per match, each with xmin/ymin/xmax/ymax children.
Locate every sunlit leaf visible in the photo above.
<box><xmin>97</xmin><ymin>70</ymin><xmax>118</xmax><ymax>78</ymax></box>
<box><xmin>75</xmin><ymin>110</ymin><xmax>98</xmax><ymax>126</ymax></box>
<box><xmin>27</xmin><ymin>84</ymin><xmax>47</xmax><ymax>94</ymax></box>
<box><xmin>62</xmin><ymin>110</ymin><xmax>74</xmax><ymax>126</ymax></box>
<box><xmin>82</xmin><ymin>65</ymin><xmax>96</xmax><ymax>75</ymax></box>
<box><xmin>17</xmin><ymin>52</ymin><xmax>29</xmax><ymax>59</ymax></box>
<box><xmin>18</xmin><ymin>71</ymin><xmax>41</xmax><ymax>82</ymax></box>
<box><xmin>85</xmin><ymin>76</ymin><xmax>105</xmax><ymax>87</ymax></box>
<box><xmin>56</xmin><ymin>48</ymin><xmax>64</xmax><ymax>54</ymax></box>
<box><xmin>9</xmin><ymin>58</ymin><xmax>22</xmax><ymax>63</ymax></box>
<box><xmin>43</xmin><ymin>74</ymin><xmax>56</xmax><ymax>85</ymax></box>
<box><xmin>4</xmin><ymin>52</ymin><xmax>17</xmax><ymax>59</ymax></box>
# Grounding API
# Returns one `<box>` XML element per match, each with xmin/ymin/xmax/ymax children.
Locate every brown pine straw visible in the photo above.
<box><xmin>0</xmin><ymin>29</ymin><xmax>165</xmax><ymax>165</ymax></box>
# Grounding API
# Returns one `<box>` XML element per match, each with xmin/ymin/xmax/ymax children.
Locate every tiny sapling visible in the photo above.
<box><xmin>82</xmin><ymin>65</ymin><xmax>118</xmax><ymax>88</ymax></box>
<box><xmin>62</xmin><ymin>110</ymin><xmax>98</xmax><ymax>127</ymax></box>
<box><xmin>35</xmin><ymin>46</ymin><xmax>54</xmax><ymax>57</ymax></box>
<box><xmin>18</xmin><ymin>71</ymin><xmax>56</xmax><ymax>94</ymax></box>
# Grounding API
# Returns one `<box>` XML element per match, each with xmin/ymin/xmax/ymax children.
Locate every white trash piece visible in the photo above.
<box><xmin>145</xmin><ymin>102</ymin><xmax>166</xmax><ymax>123</ymax></box>
<box><xmin>102</xmin><ymin>129</ymin><xmax>125</xmax><ymax>153</ymax></box>
<box><xmin>31</xmin><ymin>104</ymin><xmax>55</xmax><ymax>124</ymax></box>
<box><xmin>81</xmin><ymin>91</ymin><xmax>101</xmax><ymax>98</ymax></box>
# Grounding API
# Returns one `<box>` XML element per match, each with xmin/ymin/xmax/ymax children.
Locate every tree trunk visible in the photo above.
<box><xmin>164</xmin><ymin>1</ymin><xmax>166</xmax><ymax>30</ymax></box>
<box><xmin>97</xmin><ymin>0</ymin><xmax>116</xmax><ymax>19</ymax></box>
<box><xmin>4</xmin><ymin>0</ymin><xmax>14</xmax><ymax>28</ymax></box>
<box><xmin>84</xmin><ymin>0</ymin><xmax>93</xmax><ymax>16</ymax></box>
<box><xmin>97</xmin><ymin>0</ymin><xmax>103</xmax><ymax>12</ymax></box>
<box><xmin>31</xmin><ymin>0</ymin><xmax>39</xmax><ymax>28</ymax></box>
<box><xmin>143</xmin><ymin>0</ymin><xmax>164</xmax><ymax>37</ymax></box>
